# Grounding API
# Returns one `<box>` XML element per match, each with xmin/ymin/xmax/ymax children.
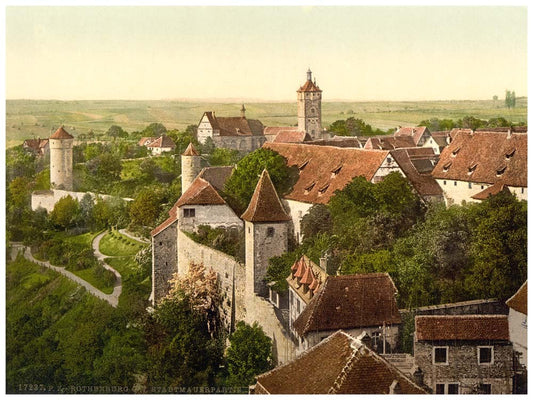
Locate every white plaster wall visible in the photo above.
<box><xmin>288</xmin><ymin>286</ymin><xmax>308</xmax><ymax>334</ymax></box>
<box><xmin>178</xmin><ymin>204</ymin><xmax>242</xmax><ymax>232</ymax></box>
<box><xmin>197</xmin><ymin>114</ymin><xmax>213</xmax><ymax>144</ymax></box>
<box><xmin>423</xmin><ymin>137</ymin><xmax>441</xmax><ymax>155</ymax></box>
<box><xmin>436</xmin><ymin>179</ymin><xmax>527</xmax><ymax>206</ymax></box>
<box><xmin>50</xmin><ymin>138</ymin><xmax>73</xmax><ymax>190</ymax></box>
<box><xmin>508</xmin><ymin>308</ymin><xmax>528</xmax><ymax>368</ymax></box>
<box><xmin>371</xmin><ymin>155</ymin><xmax>404</xmax><ymax>182</ymax></box>
<box><xmin>284</xmin><ymin>199</ymin><xmax>313</xmax><ymax>243</ymax></box>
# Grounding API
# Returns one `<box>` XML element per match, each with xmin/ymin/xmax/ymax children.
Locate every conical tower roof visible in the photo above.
<box><xmin>182</xmin><ymin>142</ymin><xmax>200</xmax><ymax>156</ymax></box>
<box><xmin>50</xmin><ymin>126</ymin><xmax>74</xmax><ymax>139</ymax></box>
<box><xmin>241</xmin><ymin>169</ymin><xmax>291</xmax><ymax>223</ymax></box>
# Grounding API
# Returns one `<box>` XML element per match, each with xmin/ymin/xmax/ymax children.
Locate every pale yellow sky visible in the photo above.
<box><xmin>5</xmin><ymin>6</ymin><xmax>528</xmax><ymax>101</ymax></box>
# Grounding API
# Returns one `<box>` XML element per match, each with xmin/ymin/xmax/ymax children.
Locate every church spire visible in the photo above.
<box><xmin>307</xmin><ymin>68</ymin><xmax>312</xmax><ymax>81</ymax></box>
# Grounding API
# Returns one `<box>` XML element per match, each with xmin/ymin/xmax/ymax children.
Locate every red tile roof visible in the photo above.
<box><xmin>197</xmin><ymin>166</ymin><xmax>233</xmax><ymax>192</ymax></box>
<box><xmin>364</xmin><ymin>135</ymin><xmax>417</xmax><ymax>150</ymax></box>
<box><xmin>241</xmin><ymin>170</ymin><xmax>291</xmax><ymax>222</ymax></box>
<box><xmin>182</xmin><ymin>142</ymin><xmax>200</xmax><ymax>156</ymax></box>
<box><xmin>50</xmin><ymin>126</ymin><xmax>74</xmax><ymax>139</ymax></box>
<box><xmin>394</xmin><ymin>126</ymin><xmax>429</xmax><ymax>145</ymax></box>
<box><xmin>298</xmin><ymin>79</ymin><xmax>322</xmax><ymax>93</ymax></box>
<box><xmin>390</xmin><ymin>149</ymin><xmax>443</xmax><ymax>198</ymax></box>
<box><xmin>263</xmin><ymin>126</ymin><xmax>299</xmax><ymax>136</ymax></box>
<box><xmin>151</xmin><ymin>204</ymin><xmax>178</xmax><ymax>236</ymax></box>
<box><xmin>255</xmin><ymin>331</ymin><xmax>427</xmax><ymax>394</ymax></box>
<box><xmin>272</xmin><ymin>129</ymin><xmax>310</xmax><ymax>143</ymax></box>
<box><xmin>471</xmin><ymin>181</ymin><xmax>510</xmax><ymax>200</ymax></box>
<box><xmin>415</xmin><ymin>315</ymin><xmax>510</xmax><ymax>341</ymax></box>
<box><xmin>147</xmin><ymin>135</ymin><xmax>176</xmax><ymax>149</ymax></box>
<box><xmin>293</xmin><ymin>273</ymin><xmax>401</xmax><ymax>336</ymax></box>
<box><xmin>309</xmin><ymin>136</ymin><xmax>366</xmax><ymax>148</ymax></box>
<box><xmin>23</xmin><ymin>138</ymin><xmax>49</xmax><ymax>153</ymax></box>
<box><xmin>432</xmin><ymin>130</ymin><xmax>527</xmax><ymax>187</ymax></box>
<box><xmin>176</xmin><ymin>177</ymin><xmax>226</xmax><ymax>207</ymax></box>
<box><xmin>263</xmin><ymin>142</ymin><xmax>389</xmax><ymax>204</ymax></box>
<box><xmin>202</xmin><ymin>112</ymin><xmax>264</xmax><ymax>137</ymax></box>
<box><xmin>287</xmin><ymin>255</ymin><xmax>327</xmax><ymax>304</ymax></box>
<box><xmin>138</xmin><ymin>137</ymin><xmax>156</xmax><ymax>146</ymax></box>
<box><xmin>506</xmin><ymin>281</ymin><xmax>527</xmax><ymax>315</ymax></box>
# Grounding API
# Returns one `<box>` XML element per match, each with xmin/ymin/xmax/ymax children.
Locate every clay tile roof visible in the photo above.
<box><xmin>309</xmin><ymin>137</ymin><xmax>366</xmax><ymax>148</ymax></box>
<box><xmin>364</xmin><ymin>135</ymin><xmax>416</xmax><ymax>150</ymax></box>
<box><xmin>300</xmin><ymin>264</ymin><xmax>314</xmax><ymax>285</ymax></box>
<box><xmin>263</xmin><ymin>126</ymin><xmax>299</xmax><ymax>137</ymax></box>
<box><xmin>255</xmin><ymin>331</ymin><xmax>427</xmax><ymax>394</ymax></box>
<box><xmin>241</xmin><ymin>170</ymin><xmax>291</xmax><ymax>222</ymax></box>
<box><xmin>298</xmin><ymin>79</ymin><xmax>322</xmax><ymax>93</ymax></box>
<box><xmin>138</xmin><ymin>137</ymin><xmax>156</xmax><ymax>146</ymax></box>
<box><xmin>148</xmin><ymin>135</ymin><xmax>176</xmax><ymax>149</ymax></box>
<box><xmin>432</xmin><ymin>130</ymin><xmax>527</xmax><ymax>187</ymax></box>
<box><xmin>50</xmin><ymin>126</ymin><xmax>74</xmax><ymax>139</ymax></box>
<box><xmin>471</xmin><ymin>181</ymin><xmax>510</xmax><ymax>200</ymax></box>
<box><xmin>197</xmin><ymin>166</ymin><xmax>233</xmax><ymax>192</ymax></box>
<box><xmin>273</xmin><ymin>130</ymin><xmax>310</xmax><ymax>143</ymax></box>
<box><xmin>263</xmin><ymin>142</ymin><xmax>389</xmax><ymax>204</ymax></box>
<box><xmin>290</xmin><ymin>257</ymin><xmax>301</xmax><ymax>273</ymax></box>
<box><xmin>182</xmin><ymin>142</ymin><xmax>200</xmax><ymax>156</ymax></box>
<box><xmin>293</xmin><ymin>273</ymin><xmax>401</xmax><ymax>336</ymax></box>
<box><xmin>390</xmin><ymin>149</ymin><xmax>443</xmax><ymax>198</ymax></box>
<box><xmin>151</xmin><ymin>204</ymin><xmax>179</xmax><ymax>236</ymax></box>
<box><xmin>294</xmin><ymin>259</ymin><xmax>306</xmax><ymax>279</ymax></box>
<box><xmin>216</xmin><ymin>116</ymin><xmax>264</xmax><ymax>137</ymax></box>
<box><xmin>176</xmin><ymin>177</ymin><xmax>226</xmax><ymax>207</ymax></box>
<box><xmin>394</xmin><ymin>126</ymin><xmax>428</xmax><ymax>145</ymax></box>
<box><xmin>415</xmin><ymin>315</ymin><xmax>509</xmax><ymax>341</ymax></box>
<box><xmin>506</xmin><ymin>281</ymin><xmax>527</xmax><ymax>315</ymax></box>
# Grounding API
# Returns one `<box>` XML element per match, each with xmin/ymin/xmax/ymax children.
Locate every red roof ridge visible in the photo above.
<box><xmin>241</xmin><ymin>169</ymin><xmax>291</xmax><ymax>222</ymax></box>
<box><xmin>50</xmin><ymin>126</ymin><xmax>74</xmax><ymax>139</ymax></box>
<box><xmin>176</xmin><ymin>177</ymin><xmax>226</xmax><ymax>207</ymax></box>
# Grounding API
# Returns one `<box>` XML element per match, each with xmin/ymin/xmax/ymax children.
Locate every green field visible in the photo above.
<box><xmin>6</xmin><ymin>98</ymin><xmax>527</xmax><ymax>147</ymax></box>
<box><xmin>99</xmin><ymin>229</ymin><xmax>147</xmax><ymax>257</ymax></box>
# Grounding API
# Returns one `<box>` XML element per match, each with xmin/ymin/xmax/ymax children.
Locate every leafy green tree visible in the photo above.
<box><xmin>6</xmin><ymin>146</ymin><xmax>36</xmax><ymax>182</ymax></box>
<box><xmin>460</xmin><ymin>115</ymin><xmax>485</xmax><ymax>130</ymax></box>
<box><xmin>142</xmin><ymin>122</ymin><xmax>167</xmax><ymax>137</ymax></box>
<box><xmin>328</xmin><ymin>119</ymin><xmax>348</xmax><ymax>136</ymax></box>
<box><xmin>79</xmin><ymin>193</ymin><xmax>95</xmax><ymax>228</ymax></box>
<box><xmin>129</xmin><ymin>188</ymin><xmax>165</xmax><ymax>228</ymax></box>
<box><xmin>167</xmin><ymin>127</ymin><xmax>199</xmax><ymax>155</ymax></box>
<box><xmin>300</xmin><ymin>204</ymin><xmax>332</xmax><ymax>241</ymax></box>
<box><xmin>209</xmin><ymin>148</ymin><xmax>242</xmax><ymax>166</ymax></box>
<box><xmin>7</xmin><ymin>176</ymin><xmax>32</xmax><ymax>210</ymax></box>
<box><xmin>223</xmin><ymin>148</ymin><xmax>297</xmax><ymax>213</ymax></box>
<box><xmin>226</xmin><ymin>321</ymin><xmax>272</xmax><ymax>387</ymax></box>
<box><xmin>86</xmin><ymin>152</ymin><xmax>122</xmax><ymax>185</ymax></box>
<box><xmin>265</xmin><ymin>251</ymin><xmax>300</xmax><ymax>292</ymax></box>
<box><xmin>418</xmin><ymin>118</ymin><xmax>455</xmax><ymax>131</ymax></box>
<box><xmin>106</xmin><ymin>125</ymin><xmax>128</xmax><ymax>139</ymax></box>
<box><xmin>505</xmin><ymin>90</ymin><xmax>516</xmax><ymax>109</ymax></box>
<box><xmin>49</xmin><ymin>195</ymin><xmax>81</xmax><ymax>230</ymax></box>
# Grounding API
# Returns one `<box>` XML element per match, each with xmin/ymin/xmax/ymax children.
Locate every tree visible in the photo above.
<box><xmin>79</xmin><ymin>193</ymin><xmax>95</xmax><ymax>228</ymax></box>
<box><xmin>223</xmin><ymin>148</ymin><xmax>297</xmax><ymax>213</ymax></box>
<box><xmin>129</xmin><ymin>188</ymin><xmax>165</xmax><ymax>228</ymax></box>
<box><xmin>300</xmin><ymin>204</ymin><xmax>332</xmax><ymax>241</ymax></box>
<box><xmin>141</xmin><ymin>123</ymin><xmax>167</xmax><ymax>137</ymax></box>
<box><xmin>225</xmin><ymin>321</ymin><xmax>272</xmax><ymax>387</ymax></box>
<box><xmin>86</xmin><ymin>152</ymin><xmax>122</xmax><ymax>184</ymax></box>
<box><xmin>505</xmin><ymin>90</ymin><xmax>516</xmax><ymax>109</ymax></box>
<box><xmin>209</xmin><ymin>148</ymin><xmax>242</xmax><ymax>166</ymax></box>
<box><xmin>49</xmin><ymin>195</ymin><xmax>81</xmax><ymax>230</ymax></box>
<box><xmin>106</xmin><ymin>125</ymin><xmax>128</xmax><ymax>139</ymax></box>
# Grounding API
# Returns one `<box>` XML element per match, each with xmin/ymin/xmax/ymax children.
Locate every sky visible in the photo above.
<box><xmin>5</xmin><ymin>5</ymin><xmax>528</xmax><ymax>101</ymax></box>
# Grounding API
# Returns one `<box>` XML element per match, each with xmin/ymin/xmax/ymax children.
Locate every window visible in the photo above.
<box><xmin>521</xmin><ymin>188</ymin><xmax>525</xmax><ymax>194</ymax></box>
<box><xmin>371</xmin><ymin>331</ymin><xmax>381</xmax><ymax>349</ymax></box>
<box><xmin>468</xmin><ymin>182</ymin><xmax>472</xmax><ymax>189</ymax></box>
<box><xmin>433</xmin><ymin>347</ymin><xmax>448</xmax><ymax>365</ymax></box>
<box><xmin>478</xmin><ymin>384</ymin><xmax>491</xmax><ymax>394</ymax></box>
<box><xmin>159</xmin><ymin>241</ymin><xmax>163</xmax><ymax>246</ymax></box>
<box><xmin>296</xmin><ymin>299</ymin><xmax>300</xmax><ymax>313</ymax></box>
<box><xmin>436</xmin><ymin>383</ymin><xmax>459</xmax><ymax>394</ymax></box>
<box><xmin>443</xmin><ymin>180</ymin><xmax>447</xmax><ymax>185</ymax></box>
<box><xmin>267</xmin><ymin>227</ymin><xmax>275</xmax><ymax>237</ymax></box>
<box><xmin>454</xmin><ymin>181</ymin><xmax>457</xmax><ymax>186</ymax></box>
<box><xmin>183</xmin><ymin>208</ymin><xmax>195</xmax><ymax>218</ymax></box>
<box><xmin>478</xmin><ymin>346</ymin><xmax>493</xmax><ymax>364</ymax></box>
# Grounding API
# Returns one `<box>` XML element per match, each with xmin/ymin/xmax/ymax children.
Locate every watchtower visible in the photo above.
<box><xmin>297</xmin><ymin>68</ymin><xmax>322</xmax><ymax>140</ymax></box>
<box><xmin>181</xmin><ymin>142</ymin><xmax>202</xmax><ymax>195</ymax></box>
<box><xmin>49</xmin><ymin>126</ymin><xmax>74</xmax><ymax>190</ymax></box>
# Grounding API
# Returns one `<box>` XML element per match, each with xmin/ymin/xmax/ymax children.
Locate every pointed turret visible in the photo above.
<box><xmin>181</xmin><ymin>142</ymin><xmax>202</xmax><ymax>195</ymax></box>
<box><xmin>241</xmin><ymin>170</ymin><xmax>291</xmax><ymax>222</ymax></box>
<box><xmin>49</xmin><ymin>125</ymin><xmax>74</xmax><ymax>190</ymax></box>
<box><xmin>182</xmin><ymin>142</ymin><xmax>200</xmax><ymax>156</ymax></box>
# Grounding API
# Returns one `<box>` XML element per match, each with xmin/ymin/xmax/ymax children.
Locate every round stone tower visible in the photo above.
<box><xmin>49</xmin><ymin>126</ymin><xmax>74</xmax><ymax>190</ymax></box>
<box><xmin>181</xmin><ymin>142</ymin><xmax>202</xmax><ymax>195</ymax></box>
<box><xmin>297</xmin><ymin>68</ymin><xmax>322</xmax><ymax>140</ymax></box>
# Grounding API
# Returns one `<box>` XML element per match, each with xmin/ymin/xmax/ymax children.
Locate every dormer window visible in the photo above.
<box><xmin>299</xmin><ymin>160</ymin><xmax>310</xmax><ymax>170</ymax></box>
<box><xmin>304</xmin><ymin>182</ymin><xmax>316</xmax><ymax>194</ymax></box>
<box><xmin>318</xmin><ymin>184</ymin><xmax>329</xmax><ymax>195</ymax></box>
<box><xmin>505</xmin><ymin>148</ymin><xmax>516</xmax><ymax>160</ymax></box>
<box><xmin>468</xmin><ymin>163</ymin><xmax>478</xmax><ymax>175</ymax></box>
<box><xmin>451</xmin><ymin>148</ymin><xmax>460</xmax><ymax>157</ymax></box>
<box><xmin>443</xmin><ymin>161</ymin><xmax>452</xmax><ymax>172</ymax></box>
<box><xmin>496</xmin><ymin>165</ymin><xmax>507</xmax><ymax>176</ymax></box>
<box><xmin>331</xmin><ymin>165</ymin><xmax>342</xmax><ymax>177</ymax></box>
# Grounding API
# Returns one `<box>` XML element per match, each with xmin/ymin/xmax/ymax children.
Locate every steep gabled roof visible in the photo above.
<box><xmin>272</xmin><ymin>129</ymin><xmax>310</xmax><ymax>143</ymax></box>
<box><xmin>471</xmin><ymin>181</ymin><xmax>510</xmax><ymax>200</ymax></box>
<box><xmin>364</xmin><ymin>135</ymin><xmax>417</xmax><ymax>150</ymax></box>
<box><xmin>390</xmin><ymin>149</ymin><xmax>442</xmax><ymax>198</ymax></box>
<box><xmin>138</xmin><ymin>137</ymin><xmax>156</xmax><ymax>146</ymax></box>
<box><xmin>176</xmin><ymin>177</ymin><xmax>226</xmax><ymax>207</ymax></box>
<box><xmin>263</xmin><ymin>126</ymin><xmax>299</xmax><ymax>137</ymax></box>
<box><xmin>506</xmin><ymin>281</ymin><xmax>527</xmax><ymax>315</ymax></box>
<box><xmin>263</xmin><ymin>142</ymin><xmax>389</xmax><ymax>204</ymax></box>
<box><xmin>197</xmin><ymin>166</ymin><xmax>234</xmax><ymax>192</ymax></box>
<box><xmin>394</xmin><ymin>126</ymin><xmax>429</xmax><ymax>145</ymax></box>
<box><xmin>293</xmin><ymin>273</ymin><xmax>401</xmax><ymax>336</ymax></box>
<box><xmin>151</xmin><ymin>204</ymin><xmax>179</xmax><ymax>237</ymax></box>
<box><xmin>415</xmin><ymin>315</ymin><xmax>509</xmax><ymax>341</ymax></box>
<box><xmin>182</xmin><ymin>142</ymin><xmax>200</xmax><ymax>156</ymax></box>
<box><xmin>147</xmin><ymin>135</ymin><xmax>176</xmax><ymax>149</ymax></box>
<box><xmin>50</xmin><ymin>126</ymin><xmax>74</xmax><ymax>139</ymax></box>
<box><xmin>255</xmin><ymin>331</ymin><xmax>427</xmax><ymax>394</ymax></box>
<box><xmin>241</xmin><ymin>169</ymin><xmax>291</xmax><ymax>223</ymax></box>
<box><xmin>287</xmin><ymin>255</ymin><xmax>328</xmax><ymax>304</ymax></box>
<box><xmin>432</xmin><ymin>130</ymin><xmax>527</xmax><ymax>187</ymax></box>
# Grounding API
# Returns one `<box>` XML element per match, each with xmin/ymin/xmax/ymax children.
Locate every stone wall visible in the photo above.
<box><xmin>414</xmin><ymin>341</ymin><xmax>514</xmax><ymax>394</ymax></box>
<box><xmin>50</xmin><ymin>137</ymin><xmax>73</xmax><ymax>190</ymax></box>
<box><xmin>178</xmin><ymin>204</ymin><xmax>243</xmax><ymax>232</ymax></box>
<box><xmin>177</xmin><ymin>229</ymin><xmax>246</xmax><ymax>331</ymax></box>
<box><xmin>508</xmin><ymin>308</ymin><xmax>528</xmax><ymax>368</ymax></box>
<box><xmin>31</xmin><ymin>189</ymin><xmax>132</xmax><ymax>213</ymax></box>
<box><xmin>408</xmin><ymin>298</ymin><xmax>508</xmax><ymax>316</ymax></box>
<box><xmin>152</xmin><ymin>221</ymin><xmax>179</xmax><ymax>305</ymax></box>
<box><xmin>212</xmin><ymin>135</ymin><xmax>266</xmax><ymax>153</ymax></box>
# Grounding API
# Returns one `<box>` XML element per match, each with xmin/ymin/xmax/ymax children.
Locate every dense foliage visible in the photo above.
<box><xmin>328</xmin><ymin>117</ymin><xmax>393</xmax><ymax>136</ymax></box>
<box><xmin>186</xmin><ymin>225</ymin><xmax>245</xmax><ymax>263</ymax></box>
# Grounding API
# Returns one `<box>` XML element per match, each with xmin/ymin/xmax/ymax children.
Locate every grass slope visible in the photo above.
<box><xmin>6</xmin><ymin>98</ymin><xmax>527</xmax><ymax>147</ymax></box>
<box><xmin>99</xmin><ymin>229</ymin><xmax>147</xmax><ymax>257</ymax></box>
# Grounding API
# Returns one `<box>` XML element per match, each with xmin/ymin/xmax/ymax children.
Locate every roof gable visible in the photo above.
<box><xmin>506</xmin><ymin>281</ymin><xmax>527</xmax><ymax>315</ymax></box>
<box><xmin>263</xmin><ymin>142</ymin><xmax>389</xmax><ymax>204</ymax></box>
<box><xmin>50</xmin><ymin>126</ymin><xmax>74</xmax><ymax>139</ymax></box>
<box><xmin>182</xmin><ymin>142</ymin><xmax>200</xmax><ymax>156</ymax></box>
<box><xmin>148</xmin><ymin>135</ymin><xmax>176</xmax><ymax>149</ymax></box>
<box><xmin>390</xmin><ymin>149</ymin><xmax>443</xmax><ymax>198</ymax></box>
<box><xmin>255</xmin><ymin>331</ymin><xmax>426</xmax><ymax>394</ymax></box>
<box><xmin>176</xmin><ymin>177</ymin><xmax>226</xmax><ymax>207</ymax></box>
<box><xmin>432</xmin><ymin>130</ymin><xmax>527</xmax><ymax>187</ymax></box>
<box><xmin>415</xmin><ymin>315</ymin><xmax>509</xmax><ymax>341</ymax></box>
<box><xmin>241</xmin><ymin>170</ymin><xmax>291</xmax><ymax>222</ymax></box>
<box><xmin>298</xmin><ymin>79</ymin><xmax>322</xmax><ymax>93</ymax></box>
<box><xmin>293</xmin><ymin>273</ymin><xmax>401</xmax><ymax>336</ymax></box>
<box><xmin>394</xmin><ymin>126</ymin><xmax>429</xmax><ymax>145</ymax></box>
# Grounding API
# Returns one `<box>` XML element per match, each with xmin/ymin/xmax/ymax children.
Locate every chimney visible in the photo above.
<box><xmin>241</xmin><ymin>104</ymin><xmax>246</xmax><ymax>118</ymax></box>
<box><xmin>507</xmin><ymin>129</ymin><xmax>512</xmax><ymax>139</ymax></box>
